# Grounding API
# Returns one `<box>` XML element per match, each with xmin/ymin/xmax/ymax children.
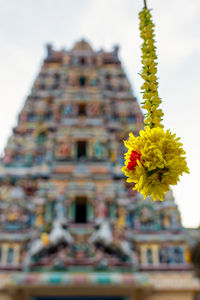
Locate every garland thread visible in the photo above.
<box><xmin>121</xmin><ymin>6</ymin><xmax>189</xmax><ymax>201</ymax></box>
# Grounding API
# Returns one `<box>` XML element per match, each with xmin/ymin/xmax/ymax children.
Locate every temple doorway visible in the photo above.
<box><xmin>77</xmin><ymin>141</ymin><xmax>87</xmax><ymax>159</ymax></box>
<box><xmin>31</xmin><ymin>297</ymin><xmax>128</xmax><ymax>300</ymax></box>
<box><xmin>75</xmin><ymin>196</ymin><xmax>87</xmax><ymax>223</ymax></box>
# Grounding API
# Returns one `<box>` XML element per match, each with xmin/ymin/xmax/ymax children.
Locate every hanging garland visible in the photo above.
<box><xmin>122</xmin><ymin>4</ymin><xmax>189</xmax><ymax>201</ymax></box>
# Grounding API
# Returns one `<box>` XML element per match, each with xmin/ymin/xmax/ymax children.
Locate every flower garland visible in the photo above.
<box><xmin>122</xmin><ymin>6</ymin><xmax>189</xmax><ymax>201</ymax></box>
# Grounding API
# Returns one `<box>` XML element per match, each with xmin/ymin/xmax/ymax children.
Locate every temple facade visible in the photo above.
<box><xmin>0</xmin><ymin>40</ymin><xmax>199</xmax><ymax>300</ymax></box>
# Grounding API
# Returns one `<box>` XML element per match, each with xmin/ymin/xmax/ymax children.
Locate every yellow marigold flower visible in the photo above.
<box><xmin>122</xmin><ymin>127</ymin><xmax>189</xmax><ymax>201</ymax></box>
<box><xmin>122</xmin><ymin>6</ymin><xmax>189</xmax><ymax>201</ymax></box>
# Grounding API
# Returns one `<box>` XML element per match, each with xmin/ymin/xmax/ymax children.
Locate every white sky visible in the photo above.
<box><xmin>0</xmin><ymin>0</ymin><xmax>199</xmax><ymax>228</ymax></box>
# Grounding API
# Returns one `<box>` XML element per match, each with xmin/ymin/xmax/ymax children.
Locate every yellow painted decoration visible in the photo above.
<box><xmin>117</xmin><ymin>207</ymin><xmax>126</xmax><ymax>228</ymax></box>
<box><xmin>122</xmin><ymin>7</ymin><xmax>189</xmax><ymax>201</ymax></box>
<box><xmin>185</xmin><ymin>248</ymin><xmax>191</xmax><ymax>263</ymax></box>
<box><xmin>36</xmin><ymin>215</ymin><xmax>44</xmax><ymax>226</ymax></box>
<box><xmin>8</xmin><ymin>212</ymin><xmax>19</xmax><ymax>221</ymax></box>
<box><xmin>40</xmin><ymin>233</ymin><xmax>50</xmax><ymax>246</ymax></box>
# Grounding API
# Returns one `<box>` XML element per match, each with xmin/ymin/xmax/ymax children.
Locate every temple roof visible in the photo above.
<box><xmin>72</xmin><ymin>39</ymin><xmax>93</xmax><ymax>52</ymax></box>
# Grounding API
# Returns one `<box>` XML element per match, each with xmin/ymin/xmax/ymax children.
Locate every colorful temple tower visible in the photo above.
<box><xmin>0</xmin><ymin>40</ymin><xmax>199</xmax><ymax>300</ymax></box>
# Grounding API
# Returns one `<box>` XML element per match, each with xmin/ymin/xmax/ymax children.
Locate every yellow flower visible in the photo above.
<box><xmin>122</xmin><ymin>127</ymin><xmax>189</xmax><ymax>201</ymax></box>
<box><xmin>121</xmin><ymin>7</ymin><xmax>189</xmax><ymax>201</ymax></box>
<box><xmin>139</xmin><ymin>7</ymin><xmax>164</xmax><ymax>129</ymax></box>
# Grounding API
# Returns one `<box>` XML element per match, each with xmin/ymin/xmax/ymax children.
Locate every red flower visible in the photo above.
<box><xmin>127</xmin><ymin>150</ymin><xmax>141</xmax><ymax>170</ymax></box>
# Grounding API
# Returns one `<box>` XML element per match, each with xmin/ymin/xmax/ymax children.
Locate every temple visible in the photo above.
<box><xmin>0</xmin><ymin>40</ymin><xmax>199</xmax><ymax>300</ymax></box>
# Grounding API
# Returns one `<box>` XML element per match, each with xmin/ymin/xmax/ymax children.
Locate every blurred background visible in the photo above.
<box><xmin>0</xmin><ymin>1</ymin><xmax>200</xmax><ymax>300</ymax></box>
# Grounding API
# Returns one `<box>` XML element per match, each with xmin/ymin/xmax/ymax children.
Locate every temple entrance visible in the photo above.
<box><xmin>77</xmin><ymin>141</ymin><xmax>87</xmax><ymax>159</ymax></box>
<box><xmin>75</xmin><ymin>196</ymin><xmax>87</xmax><ymax>223</ymax></box>
<box><xmin>6</xmin><ymin>283</ymin><xmax>146</xmax><ymax>300</ymax></box>
<box><xmin>79</xmin><ymin>76</ymin><xmax>86</xmax><ymax>86</ymax></box>
<box><xmin>78</xmin><ymin>103</ymin><xmax>86</xmax><ymax>115</ymax></box>
<box><xmin>31</xmin><ymin>297</ymin><xmax>128</xmax><ymax>300</ymax></box>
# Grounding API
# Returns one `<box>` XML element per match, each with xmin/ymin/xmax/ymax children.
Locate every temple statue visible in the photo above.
<box><xmin>94</xmin><ymin>141</ymin><xmax>104</xmax><ymax>159</ymax></box>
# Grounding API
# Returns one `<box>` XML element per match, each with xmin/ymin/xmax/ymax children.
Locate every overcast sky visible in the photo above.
<box><xmin>0</xmin><ymin>0</ymin><xmax>199</xmax><ymax>227</ymax></box>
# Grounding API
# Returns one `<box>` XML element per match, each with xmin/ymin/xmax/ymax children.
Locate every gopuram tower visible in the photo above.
<box><xmin>0</xmin><ymin>40</ymin><xmax>198</xmax><ymax>300</ymax></box>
